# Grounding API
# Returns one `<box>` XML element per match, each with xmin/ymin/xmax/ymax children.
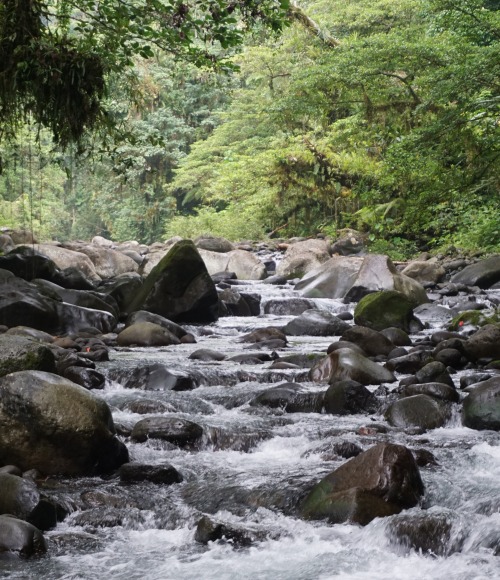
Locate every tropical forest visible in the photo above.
<box><xmin>1</xmin><ymin>0</ymin><xmax>499</xmax><ymax>257</ymax></box>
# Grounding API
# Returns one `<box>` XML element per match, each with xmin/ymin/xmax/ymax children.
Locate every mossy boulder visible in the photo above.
<box><xmin>354</xmin><ymin>290</ymin><xmax>421</xmax><ymax>332</ymax></box>
<box><xmin>0</xmin><ymin>335</ymin><xmax>56</xmax><ymax>378</ymax></box>
<box><xmin>126</xmin><ymin>239</ymin><xmax>219</xmax><ymax>323</ymax></box>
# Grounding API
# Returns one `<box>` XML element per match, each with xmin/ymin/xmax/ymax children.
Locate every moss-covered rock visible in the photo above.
<box><xmin>354</xmin><ymin>290</ymin><xmax>421</xmax><ymax>332</ymax></box>
<box><xmin>126</xmin><ymin>239</ymin><xmax>219</xmax><ymax>323</ymax></box>
<box><xmin>0</xmin><ymin>335</ymin><xmax>56</xmax><ymax>378</ymax></box>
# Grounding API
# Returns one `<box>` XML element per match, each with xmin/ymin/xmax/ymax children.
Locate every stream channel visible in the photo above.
<box><xmin>2</xmin><ymin>278</ymin><xmax>500</xmax><ymax>579</ymax></box>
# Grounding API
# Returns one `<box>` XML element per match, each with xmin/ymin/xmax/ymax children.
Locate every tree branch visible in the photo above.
<box><xmin>288</xmin><ymin>2</ymin><xmax>341</xmax><ymax>48</ymax></box>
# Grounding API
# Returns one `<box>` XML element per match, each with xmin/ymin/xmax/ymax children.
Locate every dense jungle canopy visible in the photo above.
<box><xmin>0</xmin><ymin>0</ymin><xmax>499</xmax><ymax>257</ymax></box>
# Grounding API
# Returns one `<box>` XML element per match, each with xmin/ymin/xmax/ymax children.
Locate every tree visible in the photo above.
<box><xmin>0</xmin><ymin>0</ymin><xmax>290</xmax><ymax>148</ymax></box>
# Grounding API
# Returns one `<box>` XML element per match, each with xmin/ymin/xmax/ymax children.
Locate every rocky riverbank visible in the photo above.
<box><xmin>0</xmin><ymin>229</ymin><xmax>499</xmax><ymax>574</ymax></box>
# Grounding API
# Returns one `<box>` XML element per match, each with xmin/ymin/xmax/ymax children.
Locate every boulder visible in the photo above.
<box><xmin>98</xmin><ymin>274</ymin><xmax>144</xmax><ymax>313</ymax></box>
<box><xmin>0</xmin><ymin>371</ymin><xmax>128</xmax><ymax>475</ymax></box>
<box><xmin>106</xmin><ymin>363</ymin><xmax>196</xmax><ymax>391</ymax></box>
<box><xmin>414</xmin><ymin>361</ymin><xmax>455</xmax><ymax>388</ymax></box>
<box><xmin>0</xmin><ymin>275</ymin><xmax>115</xmax><ymax>335</ymax></box>
<box><xmin>116</xmin><ymin>322</ymin><xmax>181</xmax><ymax>347</ymax></box>
<box><xmin>62</xmin><ymin>242</ymin><xmax>139</xmax><ymax>279</ymax></box>
<box><xmin>463</xmin><ymin>324</ymin><xmax>500</xmax><ymax>362</ymax></box>
<box><xmin>126</xmin><ymin>240</ymin><xmax>219</xmax><ymax>323</ymax></box>
<box><xmin>0</xmin><ymin>247</ymin><xmax>61</xmax><ymax>282</ymax></box>
<box><xmin>462</xmin><ymin>376</ymin><xmax>500</xmax><ymax>430</ymax></box>
<box><xmin>324</xmin><ymin>379</ymin><xmax>378</xmax><ymax>415</ymax></box>
<box><xmin>249</xmin><ymin>383</ymin><xmax>323</xmax><ymax>413</ymax></box>
<box><xmin>300</xmin><ymin>443</ymin><xmax>424</xmax><ymax>525</ymax></box>
<box><xmin>451</xmin><ymin>255</ymin><xmax>500</xmax><ymax>288</ymax></box>
<box><xmin>295</xmin><ymin>255</ymin><xmax>363</xmax><ymax>299</ymax></box>
<box><xmin>30</xmin><ymin>244</ymin><xmax>101</xmax><ymax>281</ymax></box>
<box><xmin>118</xmin><ymin>462</ymin><xmax>183</xmax><ymax>485</ymax></box>
<box><xmin>0</xmin><ymin>473</ymin><xmax>40</xmax><ymax>520</ymax></box>
<box><xmin>398</xmin><ymin>382</ymin><xmax>459</xmax><ymax>403</ymax></box>
<box><xmin>125</xmin><ymin>310</ymin><xmax>189</xmax><ymax>340</ymax></box>
<box><xmin>330</xmin><ymin>230</ymin><xmax>366</xmax><ymax>255</ymax></box>
<box><xmin>310</xmin><ymin>348</ymin><xmax>396</xmax><ymax>386</ymax></box>
<box><xmin>263</xmin><ymin>298</ymin><xmax>315</xmax><ymax>316</ymax></box>
<box><xmin>131</xmin><ymin>416</ymin><xmax>203</xmax><ymax>447</ymax></box>
<box><xmin>240</xmin><ymin>327</ymin><xmax>287</xmax><ymax>344</ymax></box>
<box><xmin>195</xmin><ymin>235</ymin><xmax>234</xmax><ymax>253</ymax></box>
<box><xmin>62</xmin><ymin>366</ymin><xmax>106</xmax><ymax>390</ymax></box>
<box><xmin>0</xmin><ymin>515</ymin><xmax>47</xmax><ymax>557</ymax></box>
<box><xmin>227</xmin><ymin>250</ymin><xmax>267</xmax><ymax>280</ymax></box>
<box><xmin>283</xmin><ymin>309</ymin><xmax>350</xmax><ymax>337</ymax></box>
<box><xmin>276</xmin><ymin>239</ymin><xmax>331</xmax><ymax>278</ymax></box>
<box><xmin>354</xmin><ymin>290</ymin><xmax>422</xmax><ymax>332</ymax></box>
<box><xmin>340</xmin><ymin>326</ymin><xmax>394</xmax><ymax>357</ymax></box>
<box><xmin>0</xmin><ymin>335</ymin><xmax>55</xmax><ymax>378</ymax></box>
<box><xmin>385</xmin><ymin>395</ymin><xmax>451</xmax><ymax>431</ymax></box>
<box><xmin>401</xmin><ymin>260</ymin><xmax>446</xmax><ymax>285</ymax></box>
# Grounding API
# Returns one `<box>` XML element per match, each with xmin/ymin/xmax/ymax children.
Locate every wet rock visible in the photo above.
<box><xmin>218</xmin><ymin>288</ymin><xmax>253</xmax><ymax>316</ymax></box>
<box><xmin>380</xmin><ymin>327</ymin><xmax>412</xmax><ymax>346</ymax></box>
<box><xmin>310</xmin><ymin>349</ymin><xmax>396</xmax><ymax>386</ymax></box>
<box><xmin>106</xmin><ymin>363</ymin><xmax>197</xmax><ymax>391</ymax></box>
<box><xmin>459</xmin><ymin>373</ymin><xmax>492</xmax><ymax>389</ymax></box>
<box><xmin>463</xmin><ymin>324</ymin><xmax>500</xmax><ymax>362</ymax></box>
<box><xmin>386</xmin><ymin>510</ymin><xmax>462</xmax><ymax>556</ymax></box>
<box><xmin>4</xmin><ymin>326</ymin><xmax>54</xmax><ymax>342</ymax></box>
<box><xmin>330</xmin><ymin>230</ymin><xmax>366</xmax><ymax>255</ymax></box>
<box><xmin>0</xmin><ymin>335</ymin><xmax>56</xmax><ymax>378</ymax></box>
<box><xmin>415</xmin><ymin>361</ymin><xmax>455</xmax><ymax>388</ymax></box>
<box><xmin>324</xmin><ymin>380</ymin><xmax>378</xmax><ymax>415</ymax></box>
<box><xmin>300</xmin><ymin>443</ymin><xmax>424</xmax><ymax>525</ymax></box>
<box><xmin>240</xmin><ymin>327</ymin><xmax>287</xmax><ymax>344</ymax></box>
<box><xmin>462</xmin><ymin>376</ymin><xmax>500</xmax><ymax>430</ymax></box>
<box><xmin>119</xmin><ymin>462</ymin><xmax>183</xmax><ymax>485</ymax></box>
<box><xmin>0</xmin><ymin>515</ymin><xmax>47</xmax><ymax>558</ymax></box>
<box><xmin>126</xmin><ymin>239</ymin><xmax>219</xmax><ymax>323</ymax></box>
<box><xmin>189</xmin><ymin>349</ymin><xmax>227</xmax><ymax>361</ymax></box>
<box><xmin>125</xmin><ymin>310</ymin><xmax>190</xmax><ymax>340</ymax></box>
<box><xmin>385</xmin><ymin>352</ymin><xmax>430</xmax><ymax>374</ymax></box>
<box><xmin>354</xmin><ymin>290</ymin><xmax>422</xmax><ymax>332</ymax></box>
<box><xmin>327</xmin><ymin>341</ymin><xmax>366</xmax><ymax>355</ymax></box>
<box><xmin>131</xmin><ymin>416</ymin><xmax>203</xmax><ymax>447</ymax></box>
<box><xmin>99</xmin><ymin>274</ymin><xmax>144</xmax><ymax>313</ymax></box>
<box><xmin>451</xmin><ymin>255</ymin><xmax>500</xmax><ymax>288</ymax></box>
<box><xmin>0</xmin><ymin>370</ymin><xmax>128</xmax><ymax>475</ymax></box>
<box><xmin>117</xmin><ymin>321</ymin><xmax>181</xmax><ymax>347</ymax></box>
<box><xmin>194</xmin><ymin>515</ymin><xmax>266</xmax><ymax>547</ymax></box>
<box><xmin>283</xmin><ymin>309</ymin><xmax>350</xmax><ymax>337</ymax></box>
<box><xmin>385</xmin><ymin>395</ymin><xmax>452</xmax><ymax>431</ymax></box>
<box><xmin>0</xmin><ymin>473</ymin><xmax>40</xmax><ymax>521</ymax></box>
<box><xmin>62</xmin><ymin>366</ymin><xmax>105</xmax><ymax>390</ymax></box>
<box><xmin>249</xmin><ymin>383</ymin><xmax>323</xmax><ymax>413</ymax></box>
<box><xmin>121</xmin><ymin>399</ymin><xmax>176</xmax><ymax>414</ymax></box>
<box><xmin>263</xmin><ymin>298</ymin><xmax>315</xmax><ymax>316</ymax></box>
<box><xmin>411</xmin><ymin>449</ymin><xmax>438</xmax><ymax>467</ymax></box>
<box><xmin>398</xmin><ymin>382</ymin><xmax>460</xmax><ymax>403</ymax></box>
<box><xmin>433</xmin><ymin>348</ymin><xmax>464</xmax><ymax>368</ymax></box>
<box><xmin>0</xmin><ymin>247</ymin><xmax>63</xmax><ymax>282</ymax></box>
<box><xmin>340</xmin><ymin>326</ymin><xmax>394</xmax><ymax>357</ymax></box>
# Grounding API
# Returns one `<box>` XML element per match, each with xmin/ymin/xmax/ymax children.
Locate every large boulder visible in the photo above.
<box><xmin>340</xmin><ymin>326</ymin><xmax>394</xmax><ymax>357</ymax></box>
<box><xmin>0</xmin><ymin>371</ymin><xmax>128</xmax><ymax>475</ymax></box>
<box><xmin>63</xmin><ymin>242</ymin><xmax>139</xmax><ymax>279</ymax></box>
<box><xmin>227</xmin><ymin>250</ymin><xmax>267</xmax><ymax>280</ymax></box>
<box><xmin>451</xmin><ymin>255</ymin><xmax>500</xmax><ymax>288</ymax></box>
<box><xmin>0</xmin><ymin>473</ymin><xmax>40</xmax><ymax>520</ymax></box>
<box><xmin>0</xmin><ymin>515</ymin><xmax>47</xmax><ymax>557</ymax></box>
<box><xmin>0</xmin><ymin>275</ymin><xmax>115</xmax><ymax>334</ymax></box>
<box><xmin>131</xmin><ymin>416</ymin><xmax>203</xmax><ymax>447</ymax></box>
<box><xmin>276</xmin><ymin>239</ymin><xmax>331</xmax><ymax>278</ymax></box>
<box><xmin>401</xmin><ymin>260</ymin><xmax>446</xmax><ymax>285</ymax></box>
<box><xmin>125</xmin><ymin>310</ymin><xmax>189</xmax><ymax>340</ymax></box>
<box><xmin>295</xmin><ymin>254</ymin><xmax>427</xmax><ymax>304</ymax></box>
<box><xmin>126</xmin><ymin>239</ymin><xmax>219</xmax><ymax>323</ymax></box>
<box><xmin>29</xmin><ymin>244</ymin><xmax>101</xmax><ymax>281</ymax></box>
<box><xmin>0</xmin><ymin>335</ymin><xmax>55</xmax><ymax>378</ymax></box>
<box><xmin>385</xmin><ymin>395</ymin><xmax>452</xmax><ymax>431</ymax></box>
<box><xmin>462</xmin><ymin>376</ymin><xmax>500</xmax><ymax>431</ymax></box>
<box><xmin>0</xmin><ymin>247</ymin><xmax>61</xmax><ymax>282</ymax></box>
<box><xmin>324</xmin><ymin>379</ymin><xmax>378</xmax><ymax>415</ymax></box>
<box><xmin>98</xmin><ymin>274</ymin><xmax>144</xmax><ymax>314</ymax></box>
<box><xmin>310</xmin><ymin>348</ymin><xmax>396</xmax><ymax>386</ymax></box>
<box><xmin>249</xmin><ymin>383</ymin><xmax>323</xmax><ymax>413</ymax></box>
<box><xmin>463</xmin><ymin>324</ymin><xmax>500</xmax><ymax>362</ymax></box>
<box><xmin>354</xmin><ymin>290</ymin><xmax>422</xmax><ymax>332</ymax></box>
<box><xmin>283</xmin><ymin>309</ymin><xmax>350</xmax><ymax>337</ymax></box>
<box><xmin>300</xmin><ymin>443</ymin><xmax>424</xmax><ymax>525</ymax></box>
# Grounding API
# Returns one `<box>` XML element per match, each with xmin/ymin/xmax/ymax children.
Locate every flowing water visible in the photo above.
<box><xmin>1</xmin><ymin>280</ymin><xmax>499</xmax><ymax>579</ymax></box>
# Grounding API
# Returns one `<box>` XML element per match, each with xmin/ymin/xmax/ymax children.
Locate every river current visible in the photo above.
<box><xmin>1</xmin><ymin>280</ymin><xmax>499</xmax><ymax>579</ymax></box>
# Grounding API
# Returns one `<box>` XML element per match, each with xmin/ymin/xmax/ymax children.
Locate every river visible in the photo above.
<box><xmin>1</xmin><ymin>279</ymin><xmax>499</xmax><ymax>579</ymax></box>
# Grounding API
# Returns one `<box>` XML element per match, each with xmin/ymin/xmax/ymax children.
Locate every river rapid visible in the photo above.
<box><xmin>1</xmin><ymin>279</ymin><xmax>499</xmax><ymax>580</ymax></box>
